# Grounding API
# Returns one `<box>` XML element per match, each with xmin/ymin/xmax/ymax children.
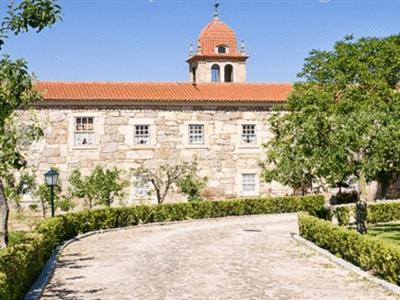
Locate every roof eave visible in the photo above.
<box><xmin>186</xmin><ymin>55</ymin><xmax>249</xmax><ymax>64</ymax></box>
<box><xmin>33</xmin><ymin>99</ymin><xmax>285</xmax><ymax>106</ymax></box>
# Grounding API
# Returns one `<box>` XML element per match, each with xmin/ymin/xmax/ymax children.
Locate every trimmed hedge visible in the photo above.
<box><xmin>0</xmin><ymin>234</ymin><xmax>47</xmax><ymax>299</ymax></box>
<box><xmin>0</xmin><ymin>195</ymin><xmax>324</xmax><ymax>300</ymax></box>
<box><xmin>330</xmin><ymin>201</ymin><xmax>400</xmax><ymax>226</ymax></box>
<box><xmin>368</xmin><ymin>201</ymin><xmax>400</xmax><ymax>224</ymax></box>
<box><xmin>329</xmin><ymin>191</ymin><xmax>359</xmax><ymax>205</ymax></box>
<box><xmin>298</xmin><ymin>213</ymin><xmax>400</xmax><ymax>285</ymax></box>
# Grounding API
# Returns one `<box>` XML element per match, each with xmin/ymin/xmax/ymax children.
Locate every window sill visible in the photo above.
<box><xmin>240</xmin><ymin>192</ymin><xmax>259</xmax><ymax>197</ymax></box>
<box><xmin>71</xmin><ymin>146</ymin><xmax>98</xmax><ymax>150</ymax></box>
<box><xmin>185</xmin><ymin>145</ymin><xmax>210</xmax><ymax>150</ymax></box>
<box><xmin>237</xmin><ymin>145</ymin><xmax>260</xmax><ymax>149</ymax></box>
<box><xmin>130</xmin><ymin>145</ymin><xmax>155</xmax><ymax>150</ymax></box>
<box><xmin>235</xmin><ymin>145</ymin><xmax>262</xmax><ymax>153</ymax></box>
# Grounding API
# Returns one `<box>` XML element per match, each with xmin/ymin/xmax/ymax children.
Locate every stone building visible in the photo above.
<box><xmin>24</xmin><ymin>11</ymin><xmax>294</xmax><ymax>204</ymax></box>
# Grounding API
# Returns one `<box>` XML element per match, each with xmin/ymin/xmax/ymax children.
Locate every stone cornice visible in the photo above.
<box><xmin>27</xmin><ymin>100</ymin><xmax>281</xmax><ymax>111</ymax></box>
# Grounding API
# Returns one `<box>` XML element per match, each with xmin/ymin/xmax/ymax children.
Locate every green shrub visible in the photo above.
<box><xmin>1</xmin><ymin>195</ymin><xmax>324</xmax><ymax>299</ymax></box>
<box><xmin>329</xmin><ymin>201</ymin><xmax>400</xmax><ymax>226</ymax></box>
<box><xmin>8</xmin><ymin>231</ymin><xmax>28</xmax><ymax>247</ymax></box>
<box><xmin>0</xmin><ymin>233</ymin><xmax>47</xmax><ymax>300</ymax></box>
<box><xmin>329</xmin><ymin>191</ymin><xmax>359</xmax><ymax>205</ymax></box>
<box><xmin>57</xmin><ymin>197</ymin><xmax>75</xmax><ymax>212</ymax></box>
<box><xmin>298</xmin><ymin>213</ymin><xmax>400</xmax><ymax>285</ymax></box>
<box><xmin>177</xmin><ymin>166</ymin><xmax>208</xmax><ymax>202</ymax></box>
<box><xmin>334</xmin><ymin>206</ymin><xmax>352</xmax><ymax>226</ymax></box>
<box><xmin>367</xmin><ymin>201</ymin><xmax>400</xmax><ymax>223</ymax></box>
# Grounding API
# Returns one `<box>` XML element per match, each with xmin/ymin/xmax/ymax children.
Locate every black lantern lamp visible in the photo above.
<box><xmin>44</xmin><ymin>169</ymin><xmax>59</xmax><ymax>217</ymax></box>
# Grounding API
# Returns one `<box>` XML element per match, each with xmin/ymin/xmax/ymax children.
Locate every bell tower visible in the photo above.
<box><xmin>187</xmin><ymin>1</ymin><xmax>248</xmax><ymax>84</ymax></box>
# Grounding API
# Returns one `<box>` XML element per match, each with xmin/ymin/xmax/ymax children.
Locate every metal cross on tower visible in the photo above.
<box><xmin>214</xmin><ymin>0</ymin><xmax>220</xmax><ymax>18</ymax></box>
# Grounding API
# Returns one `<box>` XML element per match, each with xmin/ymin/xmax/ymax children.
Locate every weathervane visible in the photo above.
<box><xmin>214</xmin><ymin>0</ymin><xmax>220</xmax><ymax>18</ymax></box>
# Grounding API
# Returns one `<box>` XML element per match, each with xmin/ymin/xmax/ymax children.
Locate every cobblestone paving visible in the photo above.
<box><xmin>41</xmin><ymin>214</ymin><xmax>399</xmax><ymax>300</ymax></box>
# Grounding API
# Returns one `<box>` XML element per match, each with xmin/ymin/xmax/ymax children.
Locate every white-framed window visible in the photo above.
<box><xmin>74</xmin><ymin>117</ymin><xmax>95</xmax><ymax>146</ymax></box>
<box><xmin>241</xmin><ymin>124</ymin><xmax>256</xmax><ymax>144</ymax></box>
<box><xmin>134</xmin><ymin>124</ymin><xmax>150</xmax><ymax>145</ymax></box>
<box><xmin>216</xmin><ymin>45</ymin><xmax>229</xmax><ymax>54</ymax></box>
<box><xmin>133</xmin><ymin>175</ymin><xmax>152</xmax><ymax>197</ymax></box>
<box><xmin>242</xmin><ymin>174</ymin><xmax>256</xmax><ymax>193</ymax></box>
<box><xmin>189</xmin><ymin>124</ymin><xmax>204</xmax><ymax>145</ymax></box>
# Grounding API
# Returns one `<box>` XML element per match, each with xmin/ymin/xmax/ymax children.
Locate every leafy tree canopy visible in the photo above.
<box><xmin>262</xmin><ymin>35</ymin><xmax>400</xmax><ymax>197</ymax></box>
<box><xmin>0</xmin><ymin>0</ymin><xmax>61</xmax><ymax>248</ymax></box>
<box><xmin>177</xmin><ymin>162</ymin><xmax>208</xmax><ymax>202</ymax></box>
<box><xmin>0</xmin><ymin>0</ymin><xmax>61</xmax><ymax>47</ymax></box>
<box><xmin>69</xmin><ymin>167</ymin><xmax>128</xmax><ymax>208</ymax></box>
<box><xmin>134</xmin><ymin>161</ymin><xmax>199</xmax><ymax>205</ymax></box>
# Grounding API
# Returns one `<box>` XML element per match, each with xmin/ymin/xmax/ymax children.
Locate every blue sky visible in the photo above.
<box><xmin>2</xmin><ymin>0</ymin><xmax>399</xmax><ymax>82</ymax></box>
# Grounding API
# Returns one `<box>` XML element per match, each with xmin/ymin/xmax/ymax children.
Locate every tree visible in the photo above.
<box><xmin>0</xmin><ymin>0</ymin><xmax>61</xmax><ymax>248</ymax></box>
<box><xmin>4</xmin><ymin>169</ymin><xmax>36</xmax><ymax>211</ymax></box>
<box><xmin>69</xmin><ymin>169</ymin><xmax>92</xmax><ymax>208</ymax></box>
<box><xmin>262</xmin><ymin>35</ymin><xmax>400</xmax><ymax>199</ymax></box>
<box><xmin>177</xmin><ymin>162</ymin><xmax>208</xmax><ymax>202</ymax></box>
<box><xmin>134</xmin><ymin>162</ymin><xmax>197</xmax><ymax>205</ymax></box>
<box><xmin>261</xmin><ymin>105</ymin><xmax>322</xmax><ymax>195</ymax></box>
<box><xmin>69</xmin><ymin>166</ymin><xmax>128</xmax><ymax>208</ymax></box>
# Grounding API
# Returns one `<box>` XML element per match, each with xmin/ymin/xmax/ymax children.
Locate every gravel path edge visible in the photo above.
<box><xmin>292</xmin><ymin>234</ymin><xmax>400</xmax><ymax>296</ymax></box>
<box><xmin>24</xmin><ymin>230</ymin><xmax>98</xmax><ymax>300</ymax></box>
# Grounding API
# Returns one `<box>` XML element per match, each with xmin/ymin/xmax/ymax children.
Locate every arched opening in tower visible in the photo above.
<box><xmin>211</xmin><ymin>64</ymin><xmax>221</xmax><ymax>82</ymax></box>
<box><xmin>192</xmin><ymin>66</ymin><xmax>197</xmax><ymax>83</ymax></box>
<box><xmin>224</xmin><ymin>64</ymin><xmax>233</xmax><ymax>82</ymax></box>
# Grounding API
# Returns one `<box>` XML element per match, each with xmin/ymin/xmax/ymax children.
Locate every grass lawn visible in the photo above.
<box><xmin>367</xmin><ymin>222</ymin><xmax>400</xmax><ymax>246</ymax></box>
<box><xmin>9</xmin><ymin>208</ymin><xmax>43</xmax><ymax>232</ymax></box>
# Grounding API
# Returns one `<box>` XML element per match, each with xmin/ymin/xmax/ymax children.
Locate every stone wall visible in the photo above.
<box><xmin>189</xmin><ymin>60</ymin><xmax>246</xmax><ymax>83</ymax></box>
<box><xmin>20</xmin><ymin>103</ymin><xmax>291</xmax><ymax>205</ymax></box>
<box><xmin>366</xmin><ymin>180</ymin><xmax>400</xmax><ymax>201</ymax></box>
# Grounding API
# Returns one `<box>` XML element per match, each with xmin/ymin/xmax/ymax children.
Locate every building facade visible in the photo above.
<box><xmin>23</xmin><ymin>14</ymin><xmax>294</xmax><ymax>204</ymax></box>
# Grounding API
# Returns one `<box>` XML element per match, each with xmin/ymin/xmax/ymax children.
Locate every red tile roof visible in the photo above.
<box><xmin>198</xmin><ymin>18</ymin><xmax>240</xmax><ymax>57</ymax></box>
<box><xmin>35</xmin><ymin>82</ymin><xmax>292</xmax><ymax>103</ymax></box>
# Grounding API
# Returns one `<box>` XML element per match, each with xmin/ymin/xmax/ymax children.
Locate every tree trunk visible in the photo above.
<box><xmin>378</xmin><ymin>177</ymin><xmax>391</xmax><ymax>200</ymax></box>
<box><xmin>160</xmin><ymin>184</ymin><xmax>172</xmax><ymax>205</ymax></box>
<box><xmin>0</xmin><ymin>179</ymin><xmax>9</xmax><ymax>249</ymax></box>
<box><xmin>358</xmin><ymin>175</ymin><xmax>368</xmax><ymax>202</ymax></box>
<box><xmin>41</xmin><ymin>199</ymin><xmax>47</xmax><ymax>219</ymax></box>
<box><xmin>356</xmin><ymin>200</ymin><xmax>368</xmax><ymax>234</ymax></box>
<box><xmin>155</xmin><ymin>188</ymin><xmax>162</xmax><ymax>205</ymax></box>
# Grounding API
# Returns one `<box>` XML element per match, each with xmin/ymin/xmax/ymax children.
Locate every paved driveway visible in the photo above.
<box><xmin>41</xmin><ymin>214</ymin><xmax>398</xmax><ymax>300</ymax></box>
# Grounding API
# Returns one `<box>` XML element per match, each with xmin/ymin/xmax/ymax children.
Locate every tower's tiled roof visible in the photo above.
<box><xmin>35</xmin><ymin>81</ymin><xmax>292</xmax><ymax>103</ymax></box>
<box><xmin>198</xmin><ymin>18</ymin><xmax>240</xmax><ymax>57</ymax></box>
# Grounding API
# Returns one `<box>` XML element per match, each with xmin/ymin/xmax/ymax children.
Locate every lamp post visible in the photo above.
<box><xmin>44</xmin><ymin>169</ymin><xmax>59</xmax><ymax>217</ymax></box>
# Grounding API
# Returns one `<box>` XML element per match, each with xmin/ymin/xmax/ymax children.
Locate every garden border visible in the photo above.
<box><xmin>292</xmin><ymin>234</ymin><xmax>400</xmax><ymax>296</ymax></box>
<box><xmin>27</xmin><ymin>213</ymin><xmax>400</xmax><ymax>300</ymax></box>
<box><xmin>4</xmin><ymin>195</ymin><xmax>324</xmax><ymax>300</ymax></box>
